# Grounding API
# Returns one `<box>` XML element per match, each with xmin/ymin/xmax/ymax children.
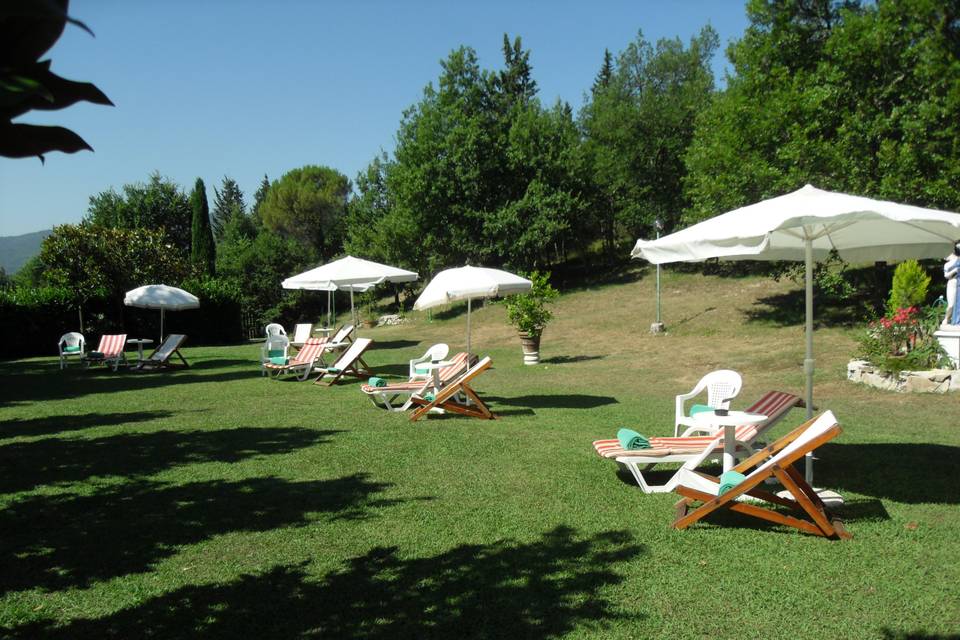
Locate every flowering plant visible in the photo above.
<box><xmin>856</xmin><ymin>305</ymin><xmax>946</xmax><ymax>373</ymax></box>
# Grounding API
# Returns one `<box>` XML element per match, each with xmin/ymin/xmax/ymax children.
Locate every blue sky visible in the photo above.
<box><xmin>0</xmin><ymin>1</ymin><xmax>750</xmax><ymax>237</ymax></box>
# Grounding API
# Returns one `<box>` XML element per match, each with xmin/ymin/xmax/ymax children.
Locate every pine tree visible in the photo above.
<box><xmin>250</xmin><ymin>174</ymin><xmax>270</xmax><ymax>228</ymax></box>
<box><xmin>497</xmin><ymin>34</ymin><xmax>537</xmax><ymax>110</ymax></box>
<box><xmin>190</xmin><ymin>177</ymin><xmax>216</xmax><ymax>276</ymax></box>
<box><xmin>211</xmin><ymin>176</ymin><xmax>246</xmax><ymax>241</ymax></box>
<box><xmin>592</xmin><ymin>49</ymin><xmax>614</xmax><ymax>95</ymax></box>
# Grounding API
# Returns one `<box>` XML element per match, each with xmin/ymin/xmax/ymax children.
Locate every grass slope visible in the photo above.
<box><xmin>1</xmin><ymin>270</ymin><xmax>958</xmax><ymax>639</ymax></box>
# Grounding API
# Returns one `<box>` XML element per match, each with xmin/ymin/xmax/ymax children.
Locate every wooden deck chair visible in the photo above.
<box><xmin>136</xmin><ymin>334</ymin><xmax>188</xmax><ymax>370</ymax></box>
<box><xmin>409</xmin><ymin>356</ymin><xmax>494</xmax><ymax>421</ymax></box>
<box><xmin>316</xmin><ymin>324</ymin><xmax>354</xmax><ymax>363</ymax></box>
<box><xmin>82</xmin><ymin>334</ymin><xmax>128</xmax><ymax>371</ymax></box>
<box><xmin>593</xmin><ymin>390</ymin><xmax>803</xmax><ymax>493</ymax></box>
<box><xmin>263</xmin><ymin>337</ymin><xmax>326</xmax><ymax>381</ymax></box>
<box><xmin>290</xmin><ymin>323</ymin><xmax>313</xmax><ymax>348</ymax></box>
<box><xmin>313</xmin><ymin>338</ymin><xmax>374</xmax><ymax>385</ymax></box>
<box><xmin>361</xmin><ymin>351</ymin><xmax>470</xmax><ymax>411</ymax></box>
<box><xmin>671</xmin><ymin>410</ymin><xmax>851</xmax><ymax>540</ymax></box>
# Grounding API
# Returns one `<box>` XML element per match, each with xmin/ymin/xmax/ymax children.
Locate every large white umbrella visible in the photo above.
<box><xmin>124</xmin><ymin>284</ymin><xmax>200</xmax><ymax>343</ymax></box>
<box><xmin>413</xmin><ymin>265</ymin><xmax>532</xmax><ymax>354</ymax></box>
<box><xmin>632</xmin><ymin>184</ymin><xmax>960</xmax><ymax>479</ymax></box>
<box><xmin>282</xmin><ymin>256</ymin><xmax>418</xmax><ymax>335</ymax></box>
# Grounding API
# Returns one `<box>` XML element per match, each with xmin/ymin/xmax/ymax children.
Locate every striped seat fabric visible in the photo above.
<box><xmin>97</xmin><ymin>334</ymin><xmax>127</xmax><ymax>357</ymax></box>
<box><xmin>593</xmin><ymin>390</ymin><xmax>802</xmax><ymax>459</ymax></box>
<box><xmin>360</xmin><ymin>351</ymin><xmax>471</xmax><ymax>394</ymax></box>
<box><xmin>263</xmin><ymin>338</ymin><xmax>325</xmax><ymax>380</ymax></box>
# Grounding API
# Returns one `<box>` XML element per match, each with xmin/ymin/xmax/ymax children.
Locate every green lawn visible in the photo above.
<box><xmin>1</xmin><ymin>271</ymin><xmax>958</xmax><ymax>639</ymax></box>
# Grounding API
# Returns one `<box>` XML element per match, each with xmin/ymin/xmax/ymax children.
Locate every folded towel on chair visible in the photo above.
<box><xmin>269</xmin><ymin>356</ymin><xmax>288</xmax><ymax>366</ymax></box>
<box><xmin>689</xmin><ymin>404</ymin><xmax>713</xmax><ymax>416</ymax></box>
<box><xmin>368</xmin><ymin>376</ymin><xmax>387</xmax><ymax>387</ymax></box>
<box><xmin>267</xmin><ymin>349</ymin><xmax>284</xmax><ymax>358</ymax></box>
<box><xmin>617</xmin><ymin>428</ymin><xmax>650</xmax><ymax>450</ymax></box>
<box><xmin>64</xmin><ymin>345</ymin><xmax>81</xmax><ymax>353</ymax></box>
<box><xmin>719</xmin><ymin>470</ymin><xmax>746</xmax><ymax>495</ymax></box>
<box><xmin>325</xmin><ymin>367</ymin><xmax>341</xmax><ymax>374</ymax></box>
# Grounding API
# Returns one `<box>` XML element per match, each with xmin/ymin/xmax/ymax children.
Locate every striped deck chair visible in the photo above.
<box><xmin>593</xmin><ymin>390</ymin><xmax>803</xmax><ymax>493</ymax></box>
<box><xmin>672</xmin><ymin>411</ymin><xmax>851</xmax><ymax>539</ymax></box>
<box><xmin>409</xmin><ymin>356</ymin><xmax>494</xmax><ymax>421</ymax></box>
<box><xmin>136</xmin><ymin>334</ymin><xmax>188</xmax><ymax>370</ymax></box>
<box><xmin>82</xmin><ymin>334</ymin><xmax>128</xmax><ymax>371</ymax></box>
<box><xmin>361</xmin><ymin>351</ymin><xmax>471</xmax><ymax>411</ymax></box>
<box><xmin>313</xmin><ymin>338</ymin><xmax>374</xmax><ymax>386</ymax></box>
<box><xmin>263</xmin><ymin>338</ymin><xmax>326</xmax><ymax>381</ymax></box>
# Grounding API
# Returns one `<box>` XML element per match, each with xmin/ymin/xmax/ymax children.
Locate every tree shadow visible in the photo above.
<box><xmin>816</xmin><ymin>442</ymin><xmax>960</xmax><ymax>504</ymax></box>
<box><xmin>0</xmin><ymin>427</ymin><xmax>341</xmax><ymax>494</ymax></box>
<box><xmin>0</xmin><ymin>473</ymin><xmax>411</xmax><ymax>594</ymax></box>
<box><xmin>742</xmin><ymin>289</ymin><xmax>868</xmax><ymax>328</ymax></box>
<box><xmin>669</xmin><ymin>306</ymin><xmax>717</xmax><ymax>327</ymax></box>
<box><xmin>372</xmin><ymin>363</ymin><xmax>412</xmax><ymax>378</ymax></box>
<box><xmin>0</xmin><ymin>410</ymin><xmax>176</xmax><ymax>440</ymax></box>
<box><xmin>540</xmin><ymin>355</ymin><xmax>605</xmax><ymax>365</ymax></box>
<box><xmin>880</xmin><ymin>631</ymin><xmax>960</xmax><ymax>640</ymax></box>
<box><xmin>487</xmin><ymin>394</ymin><xmax>618</xmax><ymax>410</ymax></box>
<box><xmin>8</xmin><ymin>526</ymin><xmax>645</xmax><ymax>639</ymax></box>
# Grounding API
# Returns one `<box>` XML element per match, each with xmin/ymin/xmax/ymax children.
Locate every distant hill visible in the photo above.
<box><xmin>0</xmin><ymin>229</ymin><xmax>51</xmax><ymax>275</ymax></box>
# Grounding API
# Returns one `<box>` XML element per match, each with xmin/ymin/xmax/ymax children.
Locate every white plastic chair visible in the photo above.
<box><xmin>290</xmin><ymin>323</ymin><xmax>313</xmax><ymax>348</ymax></box>
<box><xmin>265</xmin><ymin>323</ymin><xmax>287</xmax><ymax>338</ymax></box>
<box><xmin>261</xmin><ymin>334</ymin><xmax>290</xmax><ymax>376</ymax></box>
<box><xmin>408</xmin><ymin>343</ymin><xmax>450</xmax><ymax>380</ymax></box>
<box><xmin>674</xmin><ymin>369</ymin><xmax>743</xmax><ymax>437</ymax></box>
<box><xmin>58</xmin><ymin>332</ymin><xmax>85</xmax><ymax>370</ymax></box>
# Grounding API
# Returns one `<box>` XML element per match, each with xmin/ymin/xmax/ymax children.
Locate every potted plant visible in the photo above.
<box><xmin>503</xmin><ymin>271</ymin><xmax>558</xmax><ymax>365</ymax></box>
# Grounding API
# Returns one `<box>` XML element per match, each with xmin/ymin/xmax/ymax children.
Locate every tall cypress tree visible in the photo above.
<box><xmin>592</xmin><ymin>49</ymin><xmax>614</xmax><ymax>95</ymax></box>
<box><xmin>190</xmin><ymin>177</ymin><xmax>216</xmax><ymax>276</ymax></box>
<box><xmin>211</xmin><ymin>176</ymin><xmax>246</xmax><ymax>241</ymax></box>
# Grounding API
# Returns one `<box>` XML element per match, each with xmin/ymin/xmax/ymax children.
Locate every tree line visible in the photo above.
<box><xmin>6</xmin><ymin>0</ymin><xmax>960</xmax><ymax>342</ymax></box>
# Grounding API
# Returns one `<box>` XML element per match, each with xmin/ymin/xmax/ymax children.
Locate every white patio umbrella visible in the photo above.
<box><xmin>413</xmin><ymin>265</ymin><xmax>532</xmax><ymax>354</ymax></box>
<box><xmin>282</xmin><ymin>256</ymin><xmax>418</xmax><ymax>336</ymax></box>
<box><xmin>631</xmin><ymin>184</ymin><xmax>960</xmax><ymax>480</ymax></box>
<box><xmin>124</xmin><ymin>284</ymin><xmax>200</xmax><ymax>343</ymax></box>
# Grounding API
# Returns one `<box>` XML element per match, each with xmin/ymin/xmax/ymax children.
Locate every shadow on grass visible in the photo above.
<box><xmin>540</xmin><ymin>355</ymin><xmax>605</xmax><ymax>365</ymax></box>
<box><xmin>0</xmin><ymin>427</ymin><xmax>341</xmax><ymax>494</ymax></box>
<box><xmin>669</xmin><ymin>306</ymin><xmax>717</xmax><ymax>327</ymax></box>
<box><xmin>817</xmin><ymin>442</ymin><xmax>960</xmax><ymax>504</ymax></box>
<box><xmin>0</xmin><ymin>410</ymin><xmax>176</xmax><ymax>440</ymax></box>
<box><xmin>0</xmin><ymin>364</ymin><xmax>255</xmax><ymax>406</ymax></box>
<box><xmin>741</xmin><ymin>289</ymin><xmax>870</xmax><ymax>328</ymax></box>
<box><xmin>8</xmin><ymin>526</ymin><xmax>644</xmax><ymax>639</ymax></box>
<box><xmin>371</xmin><ymin>363</ymin><xmax>411</xmax><ymax>378</ymax></box>
<box><xmin>881</xmin><ymin>631</ymin><xmax>960</xmax><ymax>640</ymax></box>
<box><xmin>0</xmin><ymin>473</ymin><xmax>411</xmax><ymax>594</ymax></box>
<box><xmin>488</xmin><ymin>394</ymin><xmax>618</xmax><ymax>410</ymax></box>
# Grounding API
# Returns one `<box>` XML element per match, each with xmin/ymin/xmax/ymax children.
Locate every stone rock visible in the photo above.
<box><xmin>377</xmin><ymin>314</ymin><xmax>406</xmax><ymax>327</ymax></box>
<box><xmin>847</xmin><ymin>359</ymin><xmax>958</xmax><ymax>393</ymax></box>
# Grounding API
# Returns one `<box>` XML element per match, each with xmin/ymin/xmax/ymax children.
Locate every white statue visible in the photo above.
<box><xmin>942</xmin><ymin>243</ymin><xmax>960</xmax><ymax>328</ymax></box>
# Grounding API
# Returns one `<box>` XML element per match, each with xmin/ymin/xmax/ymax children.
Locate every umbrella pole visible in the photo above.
<box><xmin>350</xmin><ymin>289</ymin><xmax>356</xmax><ymax>339</ymax></box>
<box><xmin>804</xmin><ymin>236</ymin><xmax>815</xmax><ymax>482</ymax></box>
<box><xmin>466</xmin><ymin>298</ymin><xmax>472</xmax><ymax>356</ymax></box>
<box><xmin>160</xmin><ymin>308</ymin><xmax>165</xmax><ymax>344</ymax></box>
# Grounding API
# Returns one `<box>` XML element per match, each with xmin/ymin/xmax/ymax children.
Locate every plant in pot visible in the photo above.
<box><xmin>503</xmin><ymin>271</ymin><xmax>558</xmax><ymax>365</ymax></box>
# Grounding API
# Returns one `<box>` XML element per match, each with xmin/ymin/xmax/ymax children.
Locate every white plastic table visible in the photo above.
<box><xmin>126</xmin><ymin>338</ymin><xmax>154</xmax><ymax>364</ymax></box>
<box><xmin>692</xmin><ymin>410</ymin><xmax>768</xmax><ymax>472</ymax></box>
<box><xmin>313</xmin><ymin>327</ymin><xmax>334</xmax><ymax>337</ymax></box>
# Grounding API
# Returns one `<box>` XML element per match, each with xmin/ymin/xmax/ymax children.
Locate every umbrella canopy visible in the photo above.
<box><xmin>124</xmin><ymin>284</ymin><xmax>200</xmax><ymax>343</ymax></box>
<box><xmin>414</xmin><ymin>266</ymin><xmax>532</xmax><ymax>354</ymax></box>
<box><xmin>282</xmin><ymin>256</ymin><xmax>418</xmax><ymax>335</ymax></box>
<box><xmin>631</xmin><ymin>184</ymin><xmax>960</xmax><ymax>480</ymax></box>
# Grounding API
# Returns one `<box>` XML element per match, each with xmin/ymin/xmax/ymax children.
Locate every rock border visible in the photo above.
<box><xmin>847</xmin><ymin>360</ymin><xmax>960</xmax><ymax>393</ymax></box>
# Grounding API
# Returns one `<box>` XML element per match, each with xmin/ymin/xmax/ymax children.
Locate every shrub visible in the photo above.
<box><xmin>503</xmin><ymin>271</ymin><xmax>559</xmax><ymax>337</ymax></box>
<box><xmin>856</xmin><ymin>305</ymin><xmax>947</xmax><ymax>373</ymax></box>
<box><xmin>887</xmin><ymin>259</ymin><xmax>930</xmax><ymax>315</ymax></box>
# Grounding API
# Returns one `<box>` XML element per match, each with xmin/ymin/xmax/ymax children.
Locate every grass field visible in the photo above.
<box><xmin>1</xmin><ymin>269</ymin><xmax>958</xmax><ymax>639</ymax></box>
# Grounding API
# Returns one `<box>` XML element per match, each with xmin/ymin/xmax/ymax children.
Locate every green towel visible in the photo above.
<box><xmin>414</xmin><ymin>365</ymin><xmax>430</xmax><ymax>375</ymax></box>
<box><xmin>267</xmin><ymin>349</ymin><xmax>284</xmax><ymax>358</ymax></box>
<box><xmin>689</xmin><ymin>404</ymin><xmax>713</xmax><ymax>416</ymax></box>
<box><xmin>368</xmin><ymin>376</ymin><xmax>387</xmax><ymax>388</ymax></box>
<box><xmin>718</xmin><ymin>470</ymin><xmax>746</xmax><ymax>495</ymax></box>
<box><xmin>326</xmin><ymin>367</ymin><xmax>341</xmax><ymax>374</ymax></box>
<box><xmin>63</xmin><ymin>345</ymin><xmax>81</xmax><ymax>353</ymax></box>
<box><xmin>424</xmin><ymin>392</ymin><xmax>435</xmax><ymax>402</ymax></box>
<box><xmin>269</xmin><ymin>356</ymin><xmax>288</xmax><ymax>366</ymax></box>
<box><xmin>617</xmin><ymin>428</ymin><xmax>651</xmax><ymax>450</ymax></box>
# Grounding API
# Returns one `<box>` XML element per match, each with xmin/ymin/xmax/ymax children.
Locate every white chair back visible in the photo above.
<box><xmin>409</xmin><ymin>343</ymin><xmax>450</xmax><ymax>379</ymax></box>
<box><xmin>59</xmin><ymin>332</ymin><xmax>85</xmax><ymax>350</ymax></box>
<box><xmin>265</xmin><ymin>323</ymin><xmax>286</xmax><ymax>337</ymax></box>
<box><xmin>291</xmin><ymin>323</ymin><xmax>312</xmax><ymax>345</ymax></box>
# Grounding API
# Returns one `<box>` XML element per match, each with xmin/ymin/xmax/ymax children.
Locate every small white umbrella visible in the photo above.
<box><xmin>282</xmin><ymin>256</ymin><xmax>418</xmax><ymax>336</ymax></box>
<box><xmin>124</xmin><ymin>284</ymin><xmax>200</xmax><ymax>343</ymax></box>
<box><xmin>413</xmin><ymin>265</ymin><xmax>532</xmax><ymax>354</ymax></box>
<box><xmin>631</xmin><ymin>184</ymin><xmax>960</xmax><ymax>480</ymax></box>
